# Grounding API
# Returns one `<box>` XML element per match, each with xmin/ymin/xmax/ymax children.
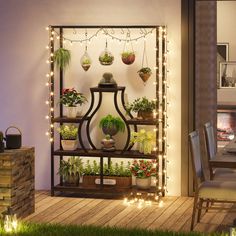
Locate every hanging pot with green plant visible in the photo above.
<box><xmin>53</xmin><ymin>48</ymin><xmax>71</xmax><ymax>69</ymax></box>
<box><xmin>121</xmin><ymin>33</ymin><xmax>135</xmax><ymax>65</ymax></box>
<box><xmin>138</xmin><ymin>41</ymin><xmax>152</xmax><ymax>83</ymax></box>
<box><xmin>99</xmin><ymin>40</ymin><xmax>114</xmax><ymax>66</ymax></box>
<box><xmin>80</xmin><ymin>44</ymin><xmax>92</xmax><ymax>71</ymax></box>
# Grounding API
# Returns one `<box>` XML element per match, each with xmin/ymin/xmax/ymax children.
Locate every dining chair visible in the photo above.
<box><xmin>189</xmin><ymin>130</ymin><xmax>236</xmax><ymax>230</ymax></box>
<box><xmin>204</xmin><ymin>122</ymin><xmax>236</xmax><ymax>180</ymax></box>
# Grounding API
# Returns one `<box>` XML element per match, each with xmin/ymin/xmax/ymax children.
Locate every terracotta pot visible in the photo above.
<box><xmin>61</xmin><ymin>139</ymin><xmax>78</xmax><ymax>151</ymax></box>
<box><xmin>136</xmin><ymin>177</ymin><xmax>151</xmax><ymax>190</ymax></box>
<box><xmin>138</xmin><ymin>72</ymin><xmax>151</xmax><ymax>83</ymax></box>
<box><xmin>137</xmin><ymin>111</ymin><xmax>153</xmax><ymax>120</ymax></box>
<box><xmin>122</xmin><ymin>54</ymin><xmax>135</xmax><ymax>65</ymax></box>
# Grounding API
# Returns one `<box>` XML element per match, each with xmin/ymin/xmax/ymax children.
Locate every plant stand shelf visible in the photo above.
<box><xmin>53</xmin><ymin>184</ymin><xmax>157</xmax><ymax>199</ymax></box>
<box><xmin>53</xmin><ymin>149</ymin><xmax>157</xmax><ymax>159</ymax></box>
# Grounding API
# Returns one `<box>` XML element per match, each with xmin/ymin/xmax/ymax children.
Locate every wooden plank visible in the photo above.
<box><xmin>82</xmin><ymin>200</ymin><xmax>122</xmax><ymax>226</ymax></box>
<box><xmin>50</xmin><ymin>198</ymin><xmax>94</xmax><ymax>224</ymax></box>
<box><xmin>171</xmin><ymin>198</ymin><xmax>193</xmax><ymax>231</ymax></box>
<box><xmin>34</xmin><ymin>198</ymin><xmax>83</xmax><ymax>223</ymax></box>
<box><xmin>93</xmin><ymin>202</ymin><xmax>128</xmax><ymax>226</ymax></box>
<box><xmin>63</xmin><ymin>199</ymin><xmax>104</xmax><ymax>225</ymax></box>
<box><xmin>29</xmin><ymin>198</ymin><xmax>71</xmax><ymax>223</ymax></box>
<box><xmin>140</xmin><ymin>197</ymin><xmax>179</xmax><ymax>229</ymax></box>
<box><xmin>72</xmin><ymin>200</ymin><xmax>113</xmax><ymax>225</ymax></box>
<box><xmin>158</xmin><ymin>197</ymin><xmax>193</xmax><ymax>230</ymax></box>
<box><xmin>147</xmin><ymin>197</ymin><xmax>188</xmax><ymax>230</ymax></box>
<box><xmin>24</xmin><ymin>197</ymin><xmax>65</xmax><ymax>221</ymax></box>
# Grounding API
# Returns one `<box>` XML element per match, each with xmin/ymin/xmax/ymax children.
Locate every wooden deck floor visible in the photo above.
<box><xmin>23</xmin><ymin>191</ymin><xmax>236</xmax><ymax>233</ymax></box>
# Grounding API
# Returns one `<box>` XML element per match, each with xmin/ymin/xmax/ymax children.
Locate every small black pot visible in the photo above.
<box><xmin>5</xmin><ymin>126</ymin><xmax>22</xmax><ymax>149</ymax></box>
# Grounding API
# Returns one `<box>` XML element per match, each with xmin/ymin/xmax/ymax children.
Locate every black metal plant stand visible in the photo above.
<box><xmin>48</xmin><ymin>25</ymin><xmax>168</xmax><ymax>199</ymax></box>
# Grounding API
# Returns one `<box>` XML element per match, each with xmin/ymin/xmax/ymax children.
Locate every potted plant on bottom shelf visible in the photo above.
<box><xmin>82</xmin><ymin>160</ymin><xmax>132</xmax><ymax>188</ymax></box>
<box><xmin>130</xmin><ymin>129</ymin><xmax>155</xmax><ymax>154</ymax></box>
<box><xmin>60</xmin><ymin>88</ymin><xmax>87</xmax><ymax>118</ymax></box>
<box><xmin>57</xmin><ymin>124</ymin><xmax>78</xmax><ymax>151</ymax></box>
<box><xmin>58</xmin><ymin>156</ymin><xmax>83</xmax><ymax>186</ymax></box>
<box><xmin>121</xmin><ymin>51</ymin><xmax>135</xmax><ymax>65</ymax></box>
<box><xmin>126</xmin><ymin>97</ymin><xmax>156</xmax><ymax>120</ymax></box>
<box><xmin>99</xmin><ymin>114</ymin><xmax>125</xmax><ymax>151</ymax></box>
<box><xmin>130</xmin><ymin>159</ymin><xmax>156</xmax><ymax>190</ymax></box>
<box><xmin>138</xmin><ymin>67</ymin><xmax>152</xmax><ymax>83</ymax></box>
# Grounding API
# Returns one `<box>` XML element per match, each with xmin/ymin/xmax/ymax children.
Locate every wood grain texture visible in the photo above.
<box><xmin>24</xmin><ymin>191</ymin><xmax>236</xmax><ymax>233</ymax></box>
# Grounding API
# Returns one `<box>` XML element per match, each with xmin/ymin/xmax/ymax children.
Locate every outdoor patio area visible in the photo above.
<box><xmin>24</xmin><ymin>191</ymin><xmax>236</xmax><ymax>234</ymax></box>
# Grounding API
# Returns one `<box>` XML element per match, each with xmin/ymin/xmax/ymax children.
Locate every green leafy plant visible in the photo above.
<box><xmin>99</xmin><ymin>52</ymin><xmax>114</xmax><ymax>64</ymax></box>
<box><xmin>138</xmin><ymin>67</ymin><xmax>152</xmax><ymax>74</ymax></box>
<box><xmin>130</xmin><ymin>159</ymin><xmax>156</xmax><ymax>178</ymax></box>
<box><xmin>57</xmin><ymin>125</ymin><xmax>78</xmax><ymax>140</ymax></box>
<box><xmin>82</xmin><ymin>58</ymin><xmax>91</xmax><ymax>65</ymax></box>
<box><xmin>126</xmin><ymin>97</ymin><xmax>156</xmax><ymax>114</ymax></box>
<box><xmin>83</xmin><ymin>160</ymin><xmax>131</xmax><ymax>177</ymax></box>
<box><xmin>99</xmin><ymin>114</ymin><xmax>125</xmax><ymax>134</ymax></box>
<box><xmin>53</xmin><ymin>48</ymin><xmax>71</xmax><ymax>69</ymax></box>
<box><xmin>130</xmin><ymin>129</ymin><xmax>156</xmax><ymax>154</ymax></box>
<box><xmin>58</xmin><ymin>157</ymin><xmax>83</xmax><ymax>183</ymax></box>
<box><xmin>121</xmin><ymin>51</ymin><xmax>135</xmax><ymax>58</ymax></box>
<box><xmin>60</xmin><ymin>88</ymin><xmax>87</xmax><ymax>107</ymax></box>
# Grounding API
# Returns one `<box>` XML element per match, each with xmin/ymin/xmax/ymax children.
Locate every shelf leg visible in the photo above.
<box><xmin>100</xmin><ymin>157</ymin><xmax>103</xmax><ymax>187</ymax></box>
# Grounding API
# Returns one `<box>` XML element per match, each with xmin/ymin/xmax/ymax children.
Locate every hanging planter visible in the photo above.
<box><xmin>138</xmin><ymin>41</ymin><xmax>152</xmax><ymax>84</ymax></box>
<box><xmin>138</xmin><ymin>67</ymin><xmax>152</xmax><ymax>83</ymax></box>
<box><xmin>121</xmin><ymin>51</ymin><xmax>135</xmax><ymax>65</ymax></box>
<box><xmin>121</xmin><ymin>32</ymin><xmax>135</xmax><ymax>65</ymax></box>
<box><xmin>99</xmin><ymin>40</ymin><xmax>114</xmax><ymax>66</ymax></box>
<box><xmin>80</xmin><ymin>46</ymin><xmax>92</xmax><ymax>71</ymax></box>
<box><xmin>53</xmin><ymin>48</ymin><xmax>71</xmax><ymax>69</ymax></box>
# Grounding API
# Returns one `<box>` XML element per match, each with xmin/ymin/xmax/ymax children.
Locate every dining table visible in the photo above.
<box><xmin>209</xmin><ymin>139</ymin><xmax>236</xmax><ymax>168</ymax></box>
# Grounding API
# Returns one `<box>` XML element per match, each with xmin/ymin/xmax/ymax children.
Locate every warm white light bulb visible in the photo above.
<box><xmin>45</xmin><ymin>115</ymin><xmax>49</xmax><ymax>119</ymax></box>
<box><xmin>45</xmin><ymin>101</ymin><xmax>49</xmax><ymax>105</ymax></box>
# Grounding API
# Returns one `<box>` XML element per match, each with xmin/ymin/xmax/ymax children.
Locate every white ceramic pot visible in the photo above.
<box><xmin>136</xmin><ymin>177</ymin><xmax>151</xmax><ymax>190</ymax></box>
<box><xmin>65</xmin><ymin>106</ymin><xmax>77</xmax><ymax>118</ymax></box>
<box><xmin>61</xmin><ymin>139</ymin><xmax>78</xmax><ymax>151</ymax></box>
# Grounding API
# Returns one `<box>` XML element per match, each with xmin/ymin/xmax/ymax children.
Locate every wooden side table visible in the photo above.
<box><xmin>0</xmin><ymin>147</ymin><xmax>35</xmax><ymax>218</ymax></box>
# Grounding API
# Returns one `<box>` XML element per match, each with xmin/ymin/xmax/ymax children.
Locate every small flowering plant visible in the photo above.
<box><xmin>130</xmin><ymin>159</ymin><xmax>156</xmax><ymax>179</ymax></box>
<box><xmin>60</xmin><ymin>88</ymin><xmax>87</xmax><ymax>107</ymax></box>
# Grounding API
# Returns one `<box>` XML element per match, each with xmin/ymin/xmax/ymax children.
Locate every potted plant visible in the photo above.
<box><xmin>99</xmin><ymin>114</ymin><xmax>125</xmax><ymax>151</ymax></box>
<box><xmin>53</xmin><ymin>48</ymin><xmax>71</xmax><ymax>69</ymax></box>
<box><xmin>60</xmin><ymin>88</ymin><xmax>87</xmax><ymax>118</ymax></box>
<box><xmin>130</xmin><ymin>159</ymin><xmax>156</xmax><ymax>190</ymax></box>
<box><xmin>121</xmin><ymin>51</ymin><xmax>135</xmax><ymax>65</ymax></box>
<box><xmin>0</xmin><ymin>131</ymin><xmax>4</xmax><ymax>153</ymax></box>
<box><xmin>57</xmin><ymin>125</ymin><xmax>78</xmax><ymax>151</ymax></box>
<box><xmin>126</xmin><ymin>97</ymin><xmax>156</xmax><ymax>120</ymax></box>
<box><xmin>138</xmin><ymin>67</ymin><xmax>152</xmax><ymax>83</ymax></box>
<box><xmin>130</xmin><ymin>129</ymin><xmax>155</xmax><ymax>154</ymax></box>
<box><xmin>82</xmin><ymin>160</ymin><xmax>132</xmax><ymax>189</ymax></box>
<box><xmin>58</xmin><ymin>156</ymin><xmax>83</xmax><ymax>186</ymax></box>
